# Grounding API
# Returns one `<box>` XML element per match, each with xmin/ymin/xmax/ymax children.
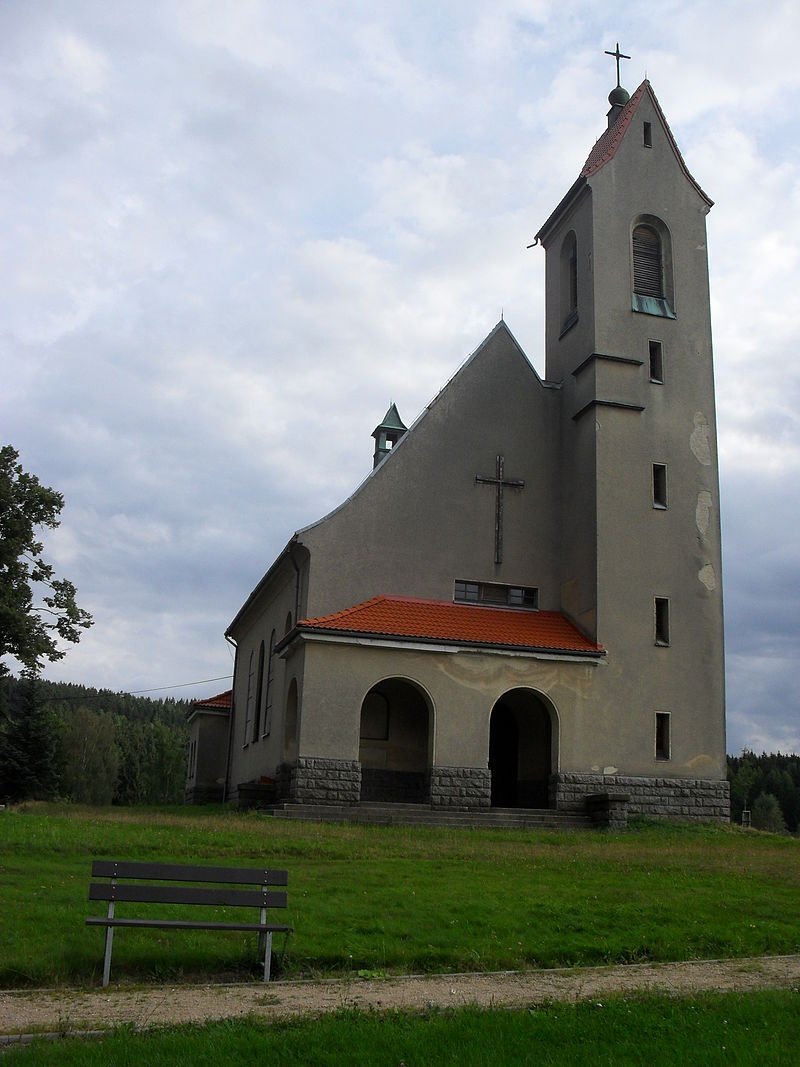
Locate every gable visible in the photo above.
<box><xmin>298</xmin><ymin>322</ymin><xmax>563</xmax><ymax>619</ymax></box>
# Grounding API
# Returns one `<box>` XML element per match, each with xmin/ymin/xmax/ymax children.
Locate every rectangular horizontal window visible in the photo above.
<box><xmin>455</xmin><ymin>580</ymin><xmax>538</xmax><ymax>610</ymax></box>
<box><xmin>653</xmin><ymin>464</ymin><xmax>667</xmax><ymax>508</ymax></box>
<box><xmin>655</xmin><ymin>712</ymin><xmax>671</xmax><ymax>760</ymax></box>
<box><xmin>654</xmin><ymin>597</ymin><xmax>670</xmax><ymax>645</ymax></box>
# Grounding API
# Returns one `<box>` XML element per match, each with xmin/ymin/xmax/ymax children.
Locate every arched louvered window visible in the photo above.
<box><xmin>632</xmin><ymin>225</ymin><xmax>663</xmax><ymax>298</ymax></box>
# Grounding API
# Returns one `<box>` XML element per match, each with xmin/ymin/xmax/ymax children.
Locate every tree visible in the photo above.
<box><xmin>0</xmin><ymin>674</ymin><xmax>60</xmax><ymax>801</ymax></box>
<box><xmin>751</xmin><ymin>792</ymin><xmax>787</xmax><ymax>834</ymax></box>
<box><xmin>58</xmin><ymin>706</ymin><xmax>119</xmax><ymax>805</ymax></box>
<box><xmin>0</xmin><ymin>446</ymin><xmax>92</xmax><ymax>677</ymax></box>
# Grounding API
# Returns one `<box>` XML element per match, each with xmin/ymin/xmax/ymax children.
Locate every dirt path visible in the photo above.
<box><xmin>1</xmin><ymin>955</ymin><xmax>799</xmax><ymax>1042</ymax></box>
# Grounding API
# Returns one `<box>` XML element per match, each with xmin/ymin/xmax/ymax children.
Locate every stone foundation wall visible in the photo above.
<box><xmin>554</xmin><ymin>772</ymin><xmax>730</xmax><ymax>822</ymax></box>
<box><xmin>288</xmin><ymin>757</ymin><xmax>361</xmax><ymax>805</ymax></box>
<box><xmin>361</xmin><ymin>769</ymin><xmax>428</xmax><ymax>803</ymax></box>
<box><xmin>185</xmin><ymin>783</ymin><xmax>225</xmax><ymax>805</ymax></box>
<box><xmin>430</xmin><ymin>766</ymin><xmax>491</xmax><ymax>809</ymax></box>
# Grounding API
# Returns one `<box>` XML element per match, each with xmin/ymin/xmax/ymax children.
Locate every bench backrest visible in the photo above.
<box><xmin>89</xmin><ymin>860</ymin><xmax>288</xmax><ymax>910</ymax></box>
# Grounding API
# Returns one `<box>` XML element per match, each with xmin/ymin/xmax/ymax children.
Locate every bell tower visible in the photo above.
<box><xmin>535</xmin><ymin>59</ymin><xmax>726</xmax><ymax>782</ymax></box>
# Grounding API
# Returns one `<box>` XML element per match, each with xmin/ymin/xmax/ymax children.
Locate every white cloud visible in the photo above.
<box><xmin>2</xmin><ymin>1</ymin><xmax>799</xmax><ymax>753</ymax></box>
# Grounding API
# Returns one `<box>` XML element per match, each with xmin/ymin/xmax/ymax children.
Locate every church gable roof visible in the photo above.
<box><xmin>287</xmin><ymin>595</ymin><xmax>603</xmax><ymax>657</ymax></box>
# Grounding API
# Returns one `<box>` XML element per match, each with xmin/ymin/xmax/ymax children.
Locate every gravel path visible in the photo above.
<box><xmin>1</xmin><ymin>955</ymin><xmax>799</xmax><ymax>1042</ymax></box>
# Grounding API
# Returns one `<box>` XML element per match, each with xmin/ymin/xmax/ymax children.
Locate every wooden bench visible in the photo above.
<box><xmin>86</xmin><ymin>860</ymin><xmax>291</xmax><ymax>987</ymax></box>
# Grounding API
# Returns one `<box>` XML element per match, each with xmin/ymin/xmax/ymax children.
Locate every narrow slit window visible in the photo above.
<box><xmin>243</xmin><ymin>649</ymin><xmax>255</xmax><ymax>746</ymax></box>
<box><xmin>263</xmin><ymin>630</ymin><xmax>276</xmax><ymax>736</ymax></box>
<box><xmin>653</xmin><ymin>464</ymin><xmax>667</xmax><ymax>508</ymax></box>
<box><xmin>649</xmin><ymin>340</ymin><xmax>664</xmax><ymax>382</ymax></box>
<box><xmin>655</xmin><ymin>713</ymin><xmax>671</xmax><ymax>760</ymax></box>
<box><xmin>655</xmin><ymin>597</ymin><xmax>670</xmax><ymax>645</ymax></box>
<box><xmin>643</xmin><ymin>121</ymin><xmax>653</xmax><ymax>147</ymax></box>
<box><xmin>252</xmin><ymin>640</ymin><xmax>266</xmax><ymax>741</ymax></box>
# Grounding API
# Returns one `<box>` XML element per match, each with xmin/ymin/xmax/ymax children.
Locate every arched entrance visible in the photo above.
<box><xmin>359</xmin><ymin>678</ymin><xmax>432</xmax><ymax>803</ymax></box>
<box><xmin>489</xmin><ymin>689</ymin><xmax>555</xmax><ymax>808</ymax></box>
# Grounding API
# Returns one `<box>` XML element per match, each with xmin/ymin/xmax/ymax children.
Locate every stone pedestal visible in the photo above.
<box><xmin>586</xmin><ymin>792</ymin><xmax>630</xmax><ymax>829</ymax></box>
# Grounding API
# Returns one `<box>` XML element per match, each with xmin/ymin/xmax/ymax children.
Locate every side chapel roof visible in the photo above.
<box><xmin>187</xmin><ymin>689</ymin><xmax>232</xmax><ymax>721</ymax></box>
<box><xmin>284</xmin><ymin>595</ymin><xmax>603</xmax><ymax>657</ymax></box>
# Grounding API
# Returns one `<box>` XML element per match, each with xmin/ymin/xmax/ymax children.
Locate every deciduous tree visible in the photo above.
<box><xmin>0</xmin><ymin>446</ymin><xmax>92</xmax><ymax>677</ymax></box>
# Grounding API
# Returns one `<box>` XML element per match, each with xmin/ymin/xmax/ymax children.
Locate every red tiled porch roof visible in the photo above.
<box><xmin>293</xmin><ymin>596</ymin><xmax>603</xmax><ymax>656</ymax></box>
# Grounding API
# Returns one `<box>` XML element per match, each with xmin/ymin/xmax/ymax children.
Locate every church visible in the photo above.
<box><xmin>186</xmin><ymin>63</ymin><xmax>729</xmax><ymax>823</ymax></box>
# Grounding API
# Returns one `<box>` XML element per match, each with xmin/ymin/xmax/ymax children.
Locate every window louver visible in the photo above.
<box><xmin>633</xmin><ymin>226</ymin><xmax>663</xmax><ymax>298</ymax></box>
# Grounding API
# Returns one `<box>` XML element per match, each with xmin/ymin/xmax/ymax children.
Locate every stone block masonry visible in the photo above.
<box><xmin>288</xmin><ymin>757</ymin><xmax>361</xmax><ymax>804</ymax></box>
<box><xmin>429</xmin><ymin>765</ymin><xmax>491</xmax><ymax>809</ymax></box>
<box><xmin>554</xmin><ymin>772</ymin><xmax>730</xmax><ymax>822</ymax></box>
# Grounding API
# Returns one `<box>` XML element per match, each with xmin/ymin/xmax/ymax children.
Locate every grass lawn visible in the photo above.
<box><xmin>4</xmin><ymin>991</ymin><xmax>800</xmax><ymax>1065</ymax></box>
<box><xmin>0</xmin><ymin>804</ymin><xmax>798</xmax><ymax>988</ymax></box>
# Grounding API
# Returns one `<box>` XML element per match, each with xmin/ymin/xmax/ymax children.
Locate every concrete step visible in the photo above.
<box><xmin>260</xmin><ymin>802</ymin><xmax>592</xmax><ymax>830</ymax></box>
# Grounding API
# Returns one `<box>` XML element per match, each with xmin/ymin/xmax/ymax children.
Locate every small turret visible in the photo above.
<box><xmin>371</xmin><ymin>402</ymin><xmax>407</xmax><ymax>468</ymax></box>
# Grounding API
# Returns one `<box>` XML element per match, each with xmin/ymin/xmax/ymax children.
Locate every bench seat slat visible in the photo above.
<box><xmin>91</xmin><ymin>860</ymin><xmax>287</xmax><ymax>886</ymax></box>
<box><xmin>86</xmin><ymin>917</ymin><xmax>292</xmax><ymax>932</ymax></box>
<box><xmin>89</xmin><ymin>884</ymin><xmax>287</xmax><ymax>908</ymax></box>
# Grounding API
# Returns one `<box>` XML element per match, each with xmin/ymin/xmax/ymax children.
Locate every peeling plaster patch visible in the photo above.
<box><xmin>696</xmin><ymin>491</ymin><xmax>712</xmax><ymax>537</ymax></box>
<box><xmin>690</xmin><ymin>413</ymin><xmax>712</xmax><ymax>465</ymax></box>
<box><xmin>603</xmin><ymin>766</ymin><xmax>618</xmax><ymax>775</ymax></box>
<box><xmin>698</xmin><ymin>564</ymin><xmax>716</xmax><ymax>591</ymax></box>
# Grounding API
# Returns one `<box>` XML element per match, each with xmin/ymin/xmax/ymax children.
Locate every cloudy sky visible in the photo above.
<box><xmin>3</xmin><ymin>1</ymin><xmax>799</xmax><ymax>755</ymax></box>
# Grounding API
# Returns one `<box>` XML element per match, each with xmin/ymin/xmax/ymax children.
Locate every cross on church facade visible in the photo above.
<box><xmin>475</xmin><ymin>455</ymin><xmax>525</xmax><ymax>565</ymax></box>
<box><xmin>604</xmin><ymin>42</ymin><xmax>631</xmax><ymax>87</ymax></box>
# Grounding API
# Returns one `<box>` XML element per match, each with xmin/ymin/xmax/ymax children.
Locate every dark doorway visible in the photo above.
<box><xmin>489</xmin><ymin>702</ymin><xmax>518</xmax><ymax>807</ymax></box>
<box><xmin>359</xmin><ymin>678</ymin><xmax>431</xmax><ymax>803</ymax></box>
<box><xmin>489</xmin><ymin>690</ymin><xmax>554</xmax><ymax>808</ymax></box>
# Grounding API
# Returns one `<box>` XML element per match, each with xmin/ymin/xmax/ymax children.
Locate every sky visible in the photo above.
<box><xmin>3</xmin><ymin>1</ymin><xmax>799</xmax><ymax>756</ymax></box>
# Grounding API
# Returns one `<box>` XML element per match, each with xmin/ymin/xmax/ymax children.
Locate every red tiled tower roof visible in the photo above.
<box><xmin>291</xmin><ymin>596</ymin><xmax>603</xmax><ymax>656</ymax></box>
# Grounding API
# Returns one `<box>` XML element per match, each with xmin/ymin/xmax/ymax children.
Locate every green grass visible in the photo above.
<box><xmin>1</xmin><ymin>804</ymin><xmax>798</xmax><ymax>988</ymax></box>
<box><xmin>4</xmin><ymin>991</ymin><xmax>800</xmax><ymax>1065</ymax></box>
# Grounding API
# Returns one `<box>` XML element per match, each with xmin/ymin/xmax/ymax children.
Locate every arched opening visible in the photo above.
<box><xmin>359</xmin><ymin>678</ymin><xmax>432</xmax><ymax>803</ymax></box>
<box><xmin>489</xmin><ymin>689</ymin><xmax>555</xmax><ymax>809</ymax></box>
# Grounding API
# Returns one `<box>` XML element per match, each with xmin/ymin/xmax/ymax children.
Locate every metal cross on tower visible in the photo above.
<box><xmin>604</xmin><ymin>42</ymin><xmax>631</xmax><ymax>87</ymax></box>
<box><xmin>475</xmin><ymin>455</ymin><xmax>525</xmax><ymax>565</ymax></box>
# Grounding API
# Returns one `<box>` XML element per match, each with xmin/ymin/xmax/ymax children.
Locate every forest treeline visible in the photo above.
<box><xmin>1</xmin><ymin>674</ymin><xmax>798</xmax><ymax>830</ymax></box>
<box><xmin>727</xmin><ymin>750</ymin><xmax>800</xmax><ymax>834</ymax></box>
<box><xmin>0</xmin><ymin>675</ymin><xmax>192</xmax><ymax>805</ymax></box>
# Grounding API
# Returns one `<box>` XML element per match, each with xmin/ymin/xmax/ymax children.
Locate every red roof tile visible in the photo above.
<box><xmin>295</xmin><ymin>596</ymin><xmax>603</xmax><ymax>656</ymax></box>
<box><xmin>192</xmin><ymin>689</ymin><xmax>232</xmax><ymax>711</ymax></box>
<box><xmin>580</xmin><ymin>81</ymin><xmax>648</xmax><ymax>177</ymax></box>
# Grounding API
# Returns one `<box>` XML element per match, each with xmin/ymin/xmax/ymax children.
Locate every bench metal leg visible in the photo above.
<box><xmin>263</xmin><ymin>931</ymin><xmax>273</xmax><ymax>982</ymax></box>
<box><xmin>102</xmin><ymin>902</ymin><xmax>115</xmax><ymax>987</ymax></box>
